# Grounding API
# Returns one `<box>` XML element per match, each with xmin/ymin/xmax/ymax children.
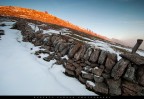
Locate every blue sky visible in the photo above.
<box><xmin>0</xmin><ymin>0</ymin><xmax>144</xmax><ymax>41</ymax></box>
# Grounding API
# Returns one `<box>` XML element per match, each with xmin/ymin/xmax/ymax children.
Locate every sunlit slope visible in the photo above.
<box><xmin>0</xmin><ymin>6</ymin><xmax>110</xmax><ymax>41</ymax></box>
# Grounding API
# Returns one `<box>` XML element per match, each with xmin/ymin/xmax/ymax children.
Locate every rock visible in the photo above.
<box><xmin>79</xmin><ymin>63</ymin><xmax>86</xmax><ymax>67</ymax></box>
<box><xmin>89</xmin><ymin>49</ymin><xmax>101</xmax><ymax>63</ymax></box>
<box><xmin>72</xmin><ymin>62</ymin><xmax>80</xmax><ymax>68</ymax></box>
<box><xmin>106</xmin><ymin>79</ymin><xmax>121</xmax><ymax>96</ymax></box>
<box><xmin>74</xmin><ymin>45</ymin><xmax>85</xmax><ymax>61</ymax></box>
<box><xmin>82</xmin><ymin>72</ymin><xmax>94</xmax><ymax>80</ymax></box>
<box><xmin>102</xmin><ymin>73</ymin><xmax>111</xmax><ymax>79</ymax></box>
<box><xmin>65</xmin><ymin>63</ymin><xmax>75</xmax><ymax>71</ymax></box>
<box><xmin>105</xmin><ymin>53</ymin><xmax>117</xmax><ymax>73</ymax></box>
<box><xmin>86</xmin><ymin>81</ymin><xmax>95</xmax><ymax>91</ymax></box>
<box><xmin>122</xmin><ymin>87</ymin><xmax>137</xmax><ymax>96</ymax></box>
<box><xmin>85</xmin><ymin>61</ymin><xmax>91</xmax><ymax>66</ymax></box>
<box><xmin>68</xmin><ymin>44</ymin><xmax>81</xmax><ymax>58</ymax></box>
<box><xmin>65</xmin><ymin>69</ymin><xmax>75</xmax><ymax>76</ymax></box>
<box><xmin>93</xmin><ymin>82</ymin><xmax>108</xmax><ymax>95</ymax></box>
<box><xmin>111</xmin><ymin>59</ymin><xmax>130</xmax><ymax>80</ymax></box>
<box><xmin>123</xmin><ymin>64</ymin><xmax>136</xmax><ymax>83</ymax></box>
<box><xmin>54</xmin><ymin>41</ymin><xmax>62</xmax><ymax>52</ymax></box>
<box><xmin>38</xmin><ymin>56</ymin><xmax>41</xmax><ymax>58</ymax></box>
<box><xmin>78</xmin><ymin>75</ymin><xmax>87</xmax><ymax>84</ymax></box>
<box><xmin>92</xmin><ymin>67</ymin><xmax>104</xmax><ymax>77</ymax></box>
<box><xmin>98</xmin><ymin>50</ymin><xmax>108</xmax><ymax>65</ymax></box>
<box><xmin>99</xmin><ymin>65</ymin><xmax>105</xmax><ymax>70</ymax></box>
<box><xmin>122</xmin><ymin>80</ymin><xmax>144</xmax><ymax>96</ymax></box>
<box><xmin>53</xmin><ymin>38</ymin><xmax>64</xmax><ymax>47</ymax></box>
<box><xmin>80</xmin><ymin>44</ymin><xmax>89</xmax><ymax>59</ymax></box>
<box><xmin>67</xmin><ymin>59</ymin><xmax>74</xmax><ymax>64</ymax></box>
<box><xmin>0</xmin><ymin>30</ymin><xmax>5</xmax><ymax>35</ymax></box>
<box><xmin>83</xmin><ymin>66</ymin><xmax>92</xmax><ymax>73</ymax></box>
<box><xmin>94</xmin><ymin>75</ymin><xmax>104</xmax><ymax>83</ymax></box>
<box><xmin>137</xmin><ymin>66</ymin><xmax>144</xmax><ymax>86</ymax></box>
<box><xmin>58</xmin><ymin>43</ymin><xmax>69</xmax><ymax>52</ymax></box>
<box><xmin>120</xmin><ymin>52</ymin><xmax>144</xmax><ymax>66</ymax></box>
<box><xmin>51</xmin><ymin>35</ymin><xmax>58</xmax><ymax>43</ymax></box>
<box><xmin>60</xmin><ymin>46</ymin><xmax>70</xmax><ymax>56</ymax></box>
<box><xmin>55</xmin><ymin>60</ymin><xmax>63</xmax><ymax>65</ymax></box>
<box><xmin>68</xmin><ymin>39</ymin><xmax>74</xmax><ymax>43</ymax></box>
<box><xmin>75</xmin><ymin>67</ymin><xmax>82</xmax><ymax>76</ymax></box>
<box><xmin>83</xmin><ymin>47</ymin><xmax>93</xmax><ymax>61</ymax></box>
<box><xmin>43</xmin><ymin>57</ymin><xmax>51</xmax><ymax>62</ymax></box>
<box><xmin>90</xmin><ymin>63</ymin><xmax>99</xmax><ymax>68</ymax></box>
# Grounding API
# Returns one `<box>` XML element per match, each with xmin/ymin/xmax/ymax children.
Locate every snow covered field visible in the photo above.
<box><xmin>0</xmin><ymin>22</ymin><xmax>96</xmax><ymax>95</ymax></box>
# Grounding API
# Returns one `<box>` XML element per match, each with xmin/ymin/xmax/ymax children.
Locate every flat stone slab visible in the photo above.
<box><xmin>120</xmin><ymin>53</ymin><xmax>144</xmax><ymax>66</ymax></box>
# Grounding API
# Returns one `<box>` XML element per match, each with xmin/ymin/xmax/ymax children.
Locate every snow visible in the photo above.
<box><xmin>0</xmin><ymin>23</ymin><xmax>96</xmax><ymax>95</ymax></box>
<box><xmin>86</xmin><ymin>81</ymin><xmax>95</xmax><ymax>87</ymax></box>
<box><xmin>88</xmin><ymin>40</ymin><xmax>122</xmax><ymax>60</ymax></box>
<box><xmin>81</xmin><ymin>71</ymin><xmax>88</xmax><ymax>74</ymax></box>
<box><xmin>28</xmin><ymin>23</ymin><xmax>40</xmax><ymax>32</ymax></box>
<box><xmin>43</xmin><ymin>29</ymin><xmax>60</xmax><ymax>34</ymax></box>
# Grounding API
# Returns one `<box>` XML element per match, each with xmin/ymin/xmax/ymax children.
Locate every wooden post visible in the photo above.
<box><xmin>132</xmin><ymin>39</ymin><xmax>143</xmax><ymax>54</ymax></box>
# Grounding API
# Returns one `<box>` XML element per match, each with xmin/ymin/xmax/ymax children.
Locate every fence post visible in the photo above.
<box><xmin>132</xmin><ymin>39</ymin><xmax>143</xmax><ymax>54</ymax></box>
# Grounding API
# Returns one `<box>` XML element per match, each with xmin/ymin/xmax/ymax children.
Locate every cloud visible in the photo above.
<box><xmin>117</xmin><ymin>20</ymin><xmax>144</xmax><ymax>24</ymax></box>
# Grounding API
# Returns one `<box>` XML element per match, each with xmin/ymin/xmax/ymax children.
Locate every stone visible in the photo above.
<box><xmin>79</xmin><ymin>63</ymin><xmax>86</xmax><ymax>67</ymax></box>
<box><xmin>53</xmin><ymin>38</ymin><xmax>63</xmax><ymax>47</ymax></box>
<box><xmin>80</xmin><ymin>44</ymin><xmax>88</xmax><ymax>59</ymax></box>
<box><xmin>92</xmin><ymin>67</ymin><xmax>104</xmax><ymax>77</ymax></box>
<box><xmin>54</xmin><ymin>41</ymin><xmax>62</xmax><ymax>52</ymax></box>
<box><xmin>65</xmin><ymin>69</ymin><xmax>75</xmax><ymax>76</ymax></box>
<box><xmin>65</xmin><ymin>64</ymin><xmax>76</xmax><ymax>71</ymax></box>
<box><xmin>106</xmin><ymin>79</ymin><xmax>121</xmax><ymax>96</ymax></box>
<box><xmin>98</xmin><ymin>50</ymin><xmax>107</xmax><ymax>65</ymax></box>
<box><xmin>78</xmin><ymin>75</ymin><xmax>87</xmax><ymax>84</ymax></box>
<box><xmin>0</xmin><ymin>30</ymin><xmax>5</xmax><ymax>35</ymax></box>
<box><xmin>85</xmin><ymin>61</ymin><xmax>91</xmax><ymax>66</ymax></box>
<box><xmin>123</xmin><ymin>64</ymin><xmax>136</xmax><ymax>83</ymax></box>
<box><xmin>55</xmin><ymin>60</ymin><xmax>63</xmax><ymax>65</ymax></box>
<box><xmin>90</xmin><ymin>63</ymin><xmax>99</xmax><ymax>68</ymax></box>
<box><xmin>105</xmin><ymin>58</ymin><xmax>116</xmax><ymax>73</ymax></box>
<box><xmin>120</xmin><ymin>52</ymin><xmax>144</xmax><ymax>66</ymax></box>
<box><xmin>137</xmin><ymin>66</ymin><xmax>144</xmax><ymax>86</ymax></box>
<box><xmin>72</xmin><ymin>63</ymin><xmax>80</xmax><ymax>68</ymax></box>
<box><xmin>67</xmin><ymin>59</ymin><xmax>74</xmax><ymax>64</ymax></box>
<box><xmin>51</xmin><ymin>35</ymin><xmax>58</xmax><ymax>43</ymax></box>
<box><xmin>83</xmin><ymin>66</ymin><xmax>92</xmax><ymax>73</ymax></box>
<box><xmin>58</xmin><ymin>43</ymin><xmax>70</xmax><ymax>52</ymax></box>
<box><xmin>75</xmin><ymin>67</ymin><xmax>82</xmax><ymax>76</ymax></box>
<box><xmin>94</xmin><ymin>75</ymin><xmax>104</xmax><ymax>83</ymax></box>
<box><xmin>86</xmin><ymin>81</ymin><xmax>95</xmax><ymax>91</ymax></box>
<box><xmin>68</xmin><ymin>44</ymin><xmax>81</xmax><ymax>58</ymax></box>
<box><xmin>93</xmin><ymin>82</ymin><xmax>108</xmax><ymax>95</ymax></box>
<box><xmin>68</xmin><ymin>39</ymin><xmax>74</xmax><ymax>43</ymax></box>
<box><xmin>43</xmin><ymin>57</ymin><xmax>51</xmax><ymax>62</ymax></box>
<box><xmin>107</xmin><ymin>52</ymin><xmax>117</xmax><ymax>61</ymax></box>
<box><xmin>122</xmin><ymin>87</ymin><xmax>137</xmax><ymax>96</ymax></box>
<box><xmin>111</xmin><ymin>59</ymin><xmax>130</xmax><ymax>80</ymax></box>
<box><xmin>83</xmin><ymin>47</ymin><xmax>93</xmax><ymax>61</ymax></box>
<box><xmin>102</xmin><ymin>73</ymin><xmax>111</xmax><ymax>79</ymax></box>
<box><xmin>60</xmin><ymin>46</ymin><xmax>70</xmax><ymax>56</ymax></box>
<box><xmin>74</xmin><ymin>45</ymin><xmax>85</xmax><ymax>61</ymax></box>
<box><xmin>82</xmin><ymin>72</ymin><xmax>94</xmax><ymax>80</ymax></box>
<box><xmin>89</xmin><ymin>49</ymin><xmax>101</xmax><ymax>63</ymax></box>
<box><xmin>122</xmin><ymin>80</ymin><xmax>144</xmax><ymax>96</ymax></box>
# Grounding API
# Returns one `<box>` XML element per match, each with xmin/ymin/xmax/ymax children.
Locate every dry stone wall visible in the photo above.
<box><xmin>13</xmin><ymin>20</ymin><xmax>144</xmax><ymax>96</ymax></box>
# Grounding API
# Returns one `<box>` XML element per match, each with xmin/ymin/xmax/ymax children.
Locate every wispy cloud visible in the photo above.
<box><xmin>117</xmin><ymin>20</ymin><xmax>144</xmax><ymax>24</ymax></box>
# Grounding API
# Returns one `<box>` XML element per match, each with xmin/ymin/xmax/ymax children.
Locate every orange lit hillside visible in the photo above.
<box><xmin>0</xmin><ymin>6</ymin><xmax>110</xmax><ymax>41</ymax></box>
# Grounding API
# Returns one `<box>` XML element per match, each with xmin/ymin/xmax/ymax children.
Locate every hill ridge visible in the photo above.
<box><xmin>0</xmin><ymin>6</ymin><xmax>110</xmax><ymax>41</ymax></box>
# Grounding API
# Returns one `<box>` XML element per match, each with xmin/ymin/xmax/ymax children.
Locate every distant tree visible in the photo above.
<box><xmin>45</xmin><ymin>11</ymin><xmax>48</xmax><ymax>14</ymax></box>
